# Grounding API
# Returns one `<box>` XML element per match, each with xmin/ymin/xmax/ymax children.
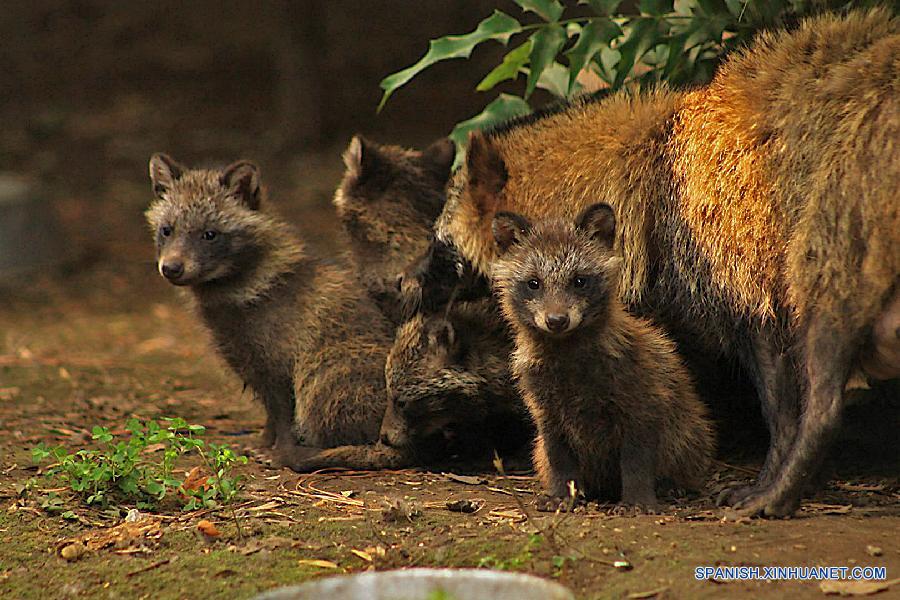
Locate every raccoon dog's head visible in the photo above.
<box><xmin>491</xmin><ymin>203</ymin><xmax>622</xmax><ymax>337</ymax></box>
<box><xmin>145</xmin><ymin>153</ymin><xmax>269</xmax><ymax>287</ymax></box>
<box><xmin>380</xmin><ymin>314</ymin><xmax>481</xmax><ymax>449</ymax></box>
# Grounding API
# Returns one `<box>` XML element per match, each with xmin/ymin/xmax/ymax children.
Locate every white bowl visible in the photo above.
<box><xmin>253</xmin><ymin>568</ymin><xmax>575</xmax><ymax>600</ymax></box>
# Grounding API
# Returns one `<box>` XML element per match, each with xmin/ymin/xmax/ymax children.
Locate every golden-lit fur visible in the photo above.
<box><xmin>427</xmin><ymin>9</ymin><xmax>900</xmax><ymax>516</ymax></box>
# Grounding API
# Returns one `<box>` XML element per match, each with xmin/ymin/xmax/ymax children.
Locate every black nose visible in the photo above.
<box><xmin>546</xmin><ymin>313</ymin><xmax>569</xmax><ymax>332</ymax></box>
<box><xmin>161</xmin><ymin>262</ymin><xmax>184</xmax><ymax>280</ymax></box>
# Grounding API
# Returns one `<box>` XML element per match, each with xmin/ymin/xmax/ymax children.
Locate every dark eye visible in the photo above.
<box><xmin>573</xmin><ymin>276</ymin><xmax>587</xmax><ymax>288</ymax></box>
<box><xmin>527</xmin><ymin>279</ymin><xmax>540</xmax><ymax>290</ymax></box>
<box><xmin>202</xmin><ymin>230</ymin><xmax>218</xmax><ymax>241</ymax></box>
<box><xmin>160</xmin><ymin>225</ymin><xmax>172</xmax><ymax>237</ymax></box>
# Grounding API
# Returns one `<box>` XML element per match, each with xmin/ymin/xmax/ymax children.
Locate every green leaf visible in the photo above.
<box><xmin>378</xmin><ymin>11</ymin><xmax>522</xmax><ymax>111</ymax></box>
<box><xmin>612</xmin><ymin>17</ymin><xmax>659</xmax><ymax>89</ymax></box>
<box><xmin>448</xmin><ymin>94</ymin><xmax>533</xmax><ymax>169</ymax></box>
<box><xmin>536</xmin><ymin>62</ymin><xmax>575</xmax><ymax>98</ymax></box>
<box><xmin>662</xmin><ymin>32</ymin><xmax>688</xmax><ymax>80</ymax></box>
<box><xmin>564</xmin><ymin>18</ymin><xmax>621</xmax><ymax>94</ymax></box>
<box><xmin>32</xmin><ymin>445</ymin><xmax>50</xmax><ymax>463</ymax></box>
<box><xmin>696</xmin><ymin>0</ymin><xmax>730</xmax><ymax>17</ymax></box>
<box><xmin>639</xmin><ymin>0</ymin><xmax>674</xmax><ymax>15</ymax></box>
<box><xmin>513</xmin><ymin>0</ymin><xmax>564</xmax><ymax>22</ymax></box>
<box><xmin>145</xmin><ymin>480</ymin><xmax>165</xmax><ymax>497</ymax></box>
<box><xmin>579</xmin><ymin>0</ymin><xmax>621</xmax><ymax>16</ymax></box>
<box><xmin>525</xmin><ymin>23</ymin><xmax>567</xmax><ymax>98</ymax></box>
<box><xmin>477</xmin><ymin>40</ymin><xmax>532</xmax><ymax>92</ymax></box>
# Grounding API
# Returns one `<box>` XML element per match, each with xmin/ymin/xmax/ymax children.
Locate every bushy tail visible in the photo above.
<box><xmin>284</xmin><ymin>443</ymin><xmax>412</xmax><ymax>473</ymax></box>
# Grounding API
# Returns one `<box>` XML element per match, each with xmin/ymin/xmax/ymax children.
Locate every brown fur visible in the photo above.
<box><xmin>381</xmin><ymin>299</ymin><xmax>531</xmax><ymax>455</ymax></box>
<box><xmin>146</xmin><ymin>154</ymin><xmax>392</xmax><ymax>465</ymax></box>
<box><xmin>334</xmin><ymin>135</ymin><xmax>453</xmax><ymax>324</ymax></box>
<box><xmin>417</xmin><ymin>9</ymin><xmax>899</xmax><ymax>516</ymax></box>
<box><xmin>288</xmin><ymin>299</ymin><xmax>531</xmax><ymax>472</ymax></box>
<box><xmin>492</xmin><ymin>205</ymin><xmax>715</xmax><ymax>507</ymax></box>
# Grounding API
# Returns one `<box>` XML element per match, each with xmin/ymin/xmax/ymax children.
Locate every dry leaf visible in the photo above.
<box><xmin>444</xmin><ymin>473</ymin><xmax>485</xmax><ymax>485</ymax></box>
<box><xmin>627</xmin><ymin>587</ymin><xmax>668</xmax><ymax>599</ymax></box>
<box><xmin>837</xmin><ymin>483</ymin><xmax>886</xmax><ymax>493</ymax></box>
<box><xmin>804</xmin><ymin>503</ymin><xmax>852</xmax><ymax>515</ymax></box>
<box><xmin>297</xmin><ymin>559</ymin><xmax>339</xmax><ymax>569</ymax></box>
<box><xmin>350</xmin><ymin>549</ymin><xmax>373</xmax><ymax>562</ymax></box>
<box><xmin>58</xmin><ymin>516</ymin><xmax>162</xmax><ymax>556</ymax></box>
<box><xmin>197</xmin><ymin>519</ymin><xmax>221</xmax><ymax>538</ymax></box>
<box><xmin>249</xmin><ymin>500</ymin><xmax>284</xmax><ymax>512</ymax></box>
<box><xmin>181</xmin><ymin>467</ymin><xmax>210</xmax><ymax>497</ymax></box>
<box><xmin>820</xmin><ymin>578</ymin><xmax>900</xmax><ymax>596</ymax></box>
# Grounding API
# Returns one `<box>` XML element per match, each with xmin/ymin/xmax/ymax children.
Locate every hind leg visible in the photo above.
<box><xmin>719</xmin><ymin>326</ymin><xmax>800</xmax><ymax>506</ymax></box>
<box><xmin>733</xmin><ymin>316</ymin><xmax>855</xmax><ymax>517</ymax></box>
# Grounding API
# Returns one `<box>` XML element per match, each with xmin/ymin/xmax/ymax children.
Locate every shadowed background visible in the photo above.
<box><xmin>0</xmin><ymin>0</ymin><xmax>507</xmax><ymax>262</ymax></box>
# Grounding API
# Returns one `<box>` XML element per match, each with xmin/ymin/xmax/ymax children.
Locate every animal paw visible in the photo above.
<box><xmin>534</xmin><ymin>494</ymin><xmax>578</xmax><ymax>513</ymax></box>
<box><xmin>716</xmin><ymin>483</ymin><xmax>758</xmax><ymax>507</ymax></box>
<box><xmin>730</xmin><ymin>486</ymin><xmax>800</xmax><ymax>518</ymax></box>
<box><xmin>610</xmin><ymin>501</ymin><xmax>660</xmax><ymax>516</ymax></box>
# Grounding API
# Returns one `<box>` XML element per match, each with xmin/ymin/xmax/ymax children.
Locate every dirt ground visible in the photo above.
<box><xmin>1</xmin><ymin>201</ymin><xmax>898</xmax><ymax>599</ymax></box>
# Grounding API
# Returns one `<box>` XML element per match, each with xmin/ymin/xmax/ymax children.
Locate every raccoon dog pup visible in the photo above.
<box><xmin>492</xmin><ymin>203</ymin><xmax>715</xmax><ymax>508</ymax></box>
<box><xmin>146</xmin><ymin>154</ymin><xmax>392</xmax><ymax>465</ymax></box>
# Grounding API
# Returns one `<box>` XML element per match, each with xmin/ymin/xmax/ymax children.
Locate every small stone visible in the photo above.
<box><xmin>60</xmin><ymin>542</ymin><xmax>86</xmax><ymax>561</ymax></box>
<box><xmin>866</xmin><ymin>545</ymin><xmax>883</xmax><ymax>557</ymax></box>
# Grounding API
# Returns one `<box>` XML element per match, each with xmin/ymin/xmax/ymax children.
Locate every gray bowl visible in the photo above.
<box><xmin>253</xmin><ymin>568</ymin><xmax>575</xmax><ymax>600</ymax></box>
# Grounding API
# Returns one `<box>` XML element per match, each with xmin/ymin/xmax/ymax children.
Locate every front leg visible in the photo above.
<box><xmin>620</xmin><ymin>428</ymin><xmax>659</xmax><ymax>511</ymax></box>
<box><xmin>720</xmin><ymin>325</ymin><xmax>800</xmax><ymax>506</ymax></box>
<box><xmin>532</xmin><ymin>424</ymin><xmax>581</xmax><ymax>510</ymax></box>
<box><xmin>259</xmin><ymin>405</ymin><xmax>277</xmax><ymax>448</ymax></box>
<box><xmin>734</xmin><ymin>314</ymin><xmax>854</xmax><ymax>517</ymax></box>
<box><xmin>259</xmin><ymin>383</ymin><xmax>299</xmax><ymax>467</ymax></box>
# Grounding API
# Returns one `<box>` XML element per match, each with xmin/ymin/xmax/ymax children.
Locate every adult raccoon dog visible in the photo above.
<box><xmin>287</xmin><ymin>300</ymin><xmax>531</xmax><ymax>471</ymax></box>
<box><xmin>146</xmin><ymin>154</ymin><xmax>392</xmax><ymax>465</ymax></box>
<box><xmin>406</xmin><ymin>9</ymin><xmax>900</xmax><ymax>516</ymax></box>
<box><xmin>493</xmin><ymin>204</ymin><xmax>714</xmax><ymax>509</ymax></box>
<box><xmin>333</xmin><ymin>136</ymin><xmax>454</xmax><ymax>324</ymax></box>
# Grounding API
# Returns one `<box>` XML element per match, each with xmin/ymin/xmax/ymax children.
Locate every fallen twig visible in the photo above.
<box><xmin>126</xmin><ymin>558</ymin><xmax>171</xmax><ymax>578</ymax></box>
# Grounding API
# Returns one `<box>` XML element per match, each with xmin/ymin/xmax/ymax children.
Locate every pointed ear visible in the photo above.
<box><xmin>427</xmin><ymin>319</ymin><xmax>456</xmax><ymax>350</ymax></box>
<box><xmin>492</xmin><ymin>211</ymin><xmax>532</xmax><ymax>254</ymax></box>
<box><xmin>221</xmin><ymin>160</ymin><xmax>261</xmax><ymax>210</ymax></box>
<box><xmin>342</xmin><ymin>135</ymin><xmax>385</xmax><ymax>186</ymax></box>
<box><xmin>149</xmin><ymin>153</ymin><xmax>185</xmax><ymax>198</ymax></box>
<box><xmin>466</xmin><ymin>131</ymin><xmax>507</xmax><ymax>216</ymax></box>
<box><xmin>575</xmin><ymin>203</ymin><xmax>616</xmax><ymax>249</ymax></box>
<box><xmin>420</xmin><ymin>138</ymin><xmax>455</xmax><ymax>184</ymax></box>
